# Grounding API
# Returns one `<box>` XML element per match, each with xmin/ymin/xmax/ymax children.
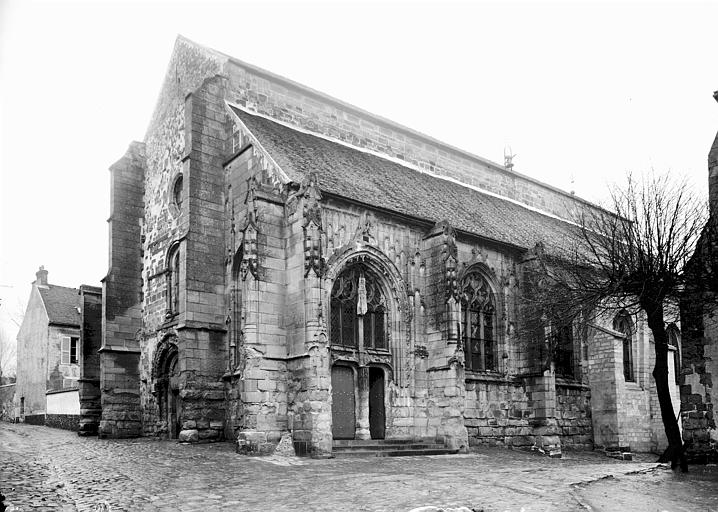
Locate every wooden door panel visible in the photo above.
<box><xmin>331</xmin><ymin>366</ymin><xmax>355</xmax><ymax>439</ymax></box>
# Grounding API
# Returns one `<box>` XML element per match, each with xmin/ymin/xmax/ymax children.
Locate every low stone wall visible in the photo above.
<box><xmin>556</xmin><ymin>381</ymin><xmax>593</xmax><ymax>449</ymax></box>
<box><xmin>464</xmin><ymin>376</ymin><xmax>534</xmax><ymax>449</ymax></box>
<box><xmin>46</xmin><ymin>414</ymin><xmax>80</xmax><ymax>431</ymax></box>
<box><xmin>24</xmin><ymin>414</ymin><xmax>45</xmax><ymax>425</ymax></box>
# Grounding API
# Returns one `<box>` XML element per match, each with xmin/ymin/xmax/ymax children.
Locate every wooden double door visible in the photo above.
<box><xmin>331</xmin><ymin>365</ymin><xmax>385</xmax><ymax>440</ymax></box>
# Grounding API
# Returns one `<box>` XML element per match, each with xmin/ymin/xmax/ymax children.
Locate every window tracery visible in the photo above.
<box><xmin>330</xmin><ymin>265</ymin><xmax>386</xmax><ymax>349</ymax></box>
<box><xmin>460</xmin><ymin>270</ymin><xmax>497</xmax><ymax>371</ymax></box>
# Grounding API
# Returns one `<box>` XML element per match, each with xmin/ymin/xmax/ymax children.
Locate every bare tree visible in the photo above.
<box><xmin>0</xmin><ymin>326</ymin><xmax>17</xmax><ymax>384</ymax></box>
<box><xmin>523</xmin><ymin>172</ymin><xmax>708</xmax><ymax>472</ymax></box>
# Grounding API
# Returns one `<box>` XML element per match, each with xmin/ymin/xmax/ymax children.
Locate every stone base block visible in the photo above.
<box><xmin>236</xmin><ymin>430</ymin><xmax>274</xmax><ymax>455</ymax></box>
<box><xmin>532</xmin><ymin>434</ymin><xmax>562</xmax><ymax>458</ymax></box>
<box><xmin>179</xmin><ymin>429</ymin><xmax>199</xmax><ymax>443</ymax></box>
<box><xmin>604</xmin><ymin>446</ymin><xmax>632</xmax><ymax>460</ymax></box>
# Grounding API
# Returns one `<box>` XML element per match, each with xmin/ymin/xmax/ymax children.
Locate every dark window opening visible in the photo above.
<box><xmin>552</xmin><ymin>320</ymin><xmax>574</xmax><ymax>378</ymax></box>
<box><xmin>461</xmin><ymin>271</ymin><xmax>497</xmax><ymax>372</ymax></box>
<box><xmin>70</xmin><ymin>336</ymin><xmax>79</xmax><ymax>364</ymax></box>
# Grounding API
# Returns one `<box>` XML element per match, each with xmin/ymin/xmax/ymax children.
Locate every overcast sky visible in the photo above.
<box><xmin>1</xmin><ymin>0</ymin><xmax>717</xmax><ymax>348</ymax></box>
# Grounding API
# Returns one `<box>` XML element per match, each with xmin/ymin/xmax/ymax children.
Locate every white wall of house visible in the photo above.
<box><xmin>46</xmin><ymin>389</ymin><xmax>79</xmax><ymax>415</ymax></box>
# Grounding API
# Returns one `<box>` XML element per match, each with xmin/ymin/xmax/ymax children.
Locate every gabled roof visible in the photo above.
<box><xmin>38</xmin><ymin>285</ymin><xmax>80</xmax><ymax>327</ymax></box>
<box><xmin>229</xmin><ymin>105</ymin><xmax>581</xmax><ymax>256</ymax></box>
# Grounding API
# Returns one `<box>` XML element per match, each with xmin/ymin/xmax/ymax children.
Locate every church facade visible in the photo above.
<box><xmin>98</xmin><ymin>36</ymin><xmax>679</xmax><ymax>457</ymax></box>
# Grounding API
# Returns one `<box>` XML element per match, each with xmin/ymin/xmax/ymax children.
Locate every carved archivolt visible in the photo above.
<box><xmin>151</xmin><ymin>335</ymin><xmax>179</xmax><ymax>390</ymax></box>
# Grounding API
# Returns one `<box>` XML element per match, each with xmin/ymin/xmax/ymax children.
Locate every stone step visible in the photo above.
<box><xmin>332</xmin><ymin>438</ymin><xmax>415</xmax><ymax>447</ymax></box>
<box><xmin>333</xmin><ymin>448</ymin><xmax>459</xmax><ymax>458</ymax></box>
<box><xmin>333</xmin><ymin>443</ymin><xmax>446</xmax><ymax>451</ymax></box>
<box><xmin>332</xmin><ymin>438</ymin><xmax>458</xmax><ymax>458</ymax></box>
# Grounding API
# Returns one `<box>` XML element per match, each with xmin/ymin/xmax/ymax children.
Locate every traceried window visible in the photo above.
<box><xmin>460</xmin><ymin>271</ymin><xmax>497</xmax><ymax>372</ymax></box>
<box><xmin>330</xmin><ymin>265</ymin><xmax>386</xmax><ymax>349</ymax></box>
<box><xmin>614</xmin><ymin>312</ymin><xmax>634</xmax><ymax>382</ymax></box>
<box><xmin>552</xmin><ymin>318</ymin><xmax>574</xmax><ymax>378</ymax></box>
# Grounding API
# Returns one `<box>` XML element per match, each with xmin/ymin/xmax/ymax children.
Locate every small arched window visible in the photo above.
<box><xmin>166</xmin><ymin>244</ymin><xmax>181</xmax><ymax>318</ymax></box>
<box><xmin>613</xmin><ymin>311</ymin><xmax>634</xmax><ymax>382</ymax></box>
<box><xmin>173</xmin><ymin>175</ymin><xmax>184</xmax><ymax>211</ymax></box>
<box><xmin>330</xmin><ymin>265</ymin><xmax>386</xmax><ymax>349</ymax></box>
<box><xmin>460</xmin><ymin>270</ymin><xmax>497</xmax><ymax>372</ymax></box>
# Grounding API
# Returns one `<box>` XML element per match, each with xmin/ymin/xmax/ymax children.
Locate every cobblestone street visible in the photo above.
<box><xmin>1</xmin><ymin>423</ymin><xmax>716</xmax><ymax>512</ymax></box>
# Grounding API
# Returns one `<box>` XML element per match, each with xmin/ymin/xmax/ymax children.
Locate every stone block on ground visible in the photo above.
<box><xmin>178</xmin><ymin>429</ymin><xmax>199</xmax><ymax>443</ymax></box>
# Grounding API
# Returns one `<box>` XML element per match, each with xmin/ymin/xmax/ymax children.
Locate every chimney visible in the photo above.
<box><xmin>709</xmin><ymin>91</ymin><xmax>718</xmax><ymax>213</ymax></box>
<box><xmin>35</xmin><ymin>266</ymin><xmax>49</xmax><ymax>287</ymax></box>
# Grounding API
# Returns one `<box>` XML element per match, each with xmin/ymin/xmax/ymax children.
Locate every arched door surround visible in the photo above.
<box><xmin>153</xmin><ymin>338</ymin><xmax>181</xmax><ymax>439</ymax></box>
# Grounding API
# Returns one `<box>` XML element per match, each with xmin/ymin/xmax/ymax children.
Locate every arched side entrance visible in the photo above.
<box><xmin>153</xmin><ymin>339</ymin><xmax>181</xmax><ymax>439</ymax></box>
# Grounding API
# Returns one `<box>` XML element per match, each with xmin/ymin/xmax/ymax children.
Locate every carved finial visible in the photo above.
<box><xmin>504</xmin><ymin>146</ymin><xmax>516</xmax><ymax>171</ymax></box>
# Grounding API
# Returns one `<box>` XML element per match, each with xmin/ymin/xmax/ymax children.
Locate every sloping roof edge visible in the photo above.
<box><xmin>227</xmin><ymin>102</ymin><xmax>582</xmax><ymax>229</ymax></box>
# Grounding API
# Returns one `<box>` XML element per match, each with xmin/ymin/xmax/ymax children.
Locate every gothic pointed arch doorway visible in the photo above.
<box><xmin>329</xmin><ymin>262</ymin><xmax>390</xmax><ymax>440</ymax></box>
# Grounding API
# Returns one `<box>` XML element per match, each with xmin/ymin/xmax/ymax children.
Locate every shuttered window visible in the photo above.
<box><xmin>61</xmin><ymin>337</ymin><xmax>70</xmax><ymax>364</ymax></box>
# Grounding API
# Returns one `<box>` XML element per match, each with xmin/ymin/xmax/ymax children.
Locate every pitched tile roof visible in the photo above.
<box><xmin>230</xmin><ymin>106</ymin><xmax>581</xmax><ymax>256</ymax></box>
<box><xmin>39</xmin><ymin>285</ymin><xmax>81</xmax><ymax>327</ymax></box>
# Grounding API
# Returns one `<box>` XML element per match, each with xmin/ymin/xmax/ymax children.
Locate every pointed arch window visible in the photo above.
<box><xmin>667</xmin><ymin>324</ymin><xmax>681</xmax><ymax>385</ymax></box>
<box><xmin>613</xmin><ymin>312</ymin><xmax>634</xmax><ymax>382</ymax></box>
<box><xmin>460</xmin><ymin>271</ymin><xmax>497</xmax><ymax>371</ymax></box>
<box><xmin>330</xmin><ymin>265</ymin><xmax>386</xmax><ymax>349</ymax></box>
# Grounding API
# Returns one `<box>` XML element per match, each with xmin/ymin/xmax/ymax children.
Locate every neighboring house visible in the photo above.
<box><xmin>14</xmin><ymin>267</ymin><xmax>102</xmax><ymax>432</ymax></box>
<box><xmin>97</xmin><ymin>36</ymin><xmax>679</xmax><ymax>457</ymax></box>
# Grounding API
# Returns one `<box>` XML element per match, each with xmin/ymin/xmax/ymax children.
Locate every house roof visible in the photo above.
<box><xmin>38</xmin><ymin>285</ymin><xmax>81</xmax><ymax>327</ymax></box>
<box><xmin>230</xmin><ymin>105</ymin><xmax>582</xmax><ymax>256</ymax></box>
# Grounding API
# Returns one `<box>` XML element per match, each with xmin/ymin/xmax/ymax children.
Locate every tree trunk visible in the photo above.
<box><xmin>644</xmin><ymin>303</ymin><xmax>687</xmax><ymax>472</ymax></box>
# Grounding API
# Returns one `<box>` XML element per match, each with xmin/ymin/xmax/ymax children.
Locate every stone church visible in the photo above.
<box><xmin>98</xmin><ymin>36</ymin><xmax>680</xmax><ymax>457</ymax></box>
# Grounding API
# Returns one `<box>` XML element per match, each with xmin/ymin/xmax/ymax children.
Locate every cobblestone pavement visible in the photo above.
<box><xmin>1</xmin><ymin>422</ymin><xmax>716</xmax><ymax>512</ymax></box>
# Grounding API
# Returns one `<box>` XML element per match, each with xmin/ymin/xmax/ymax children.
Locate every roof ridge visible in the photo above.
<box><xmin>177</xmin><ymin>37</ymin><xmax>603</xmax><ymax>211</ymax></box>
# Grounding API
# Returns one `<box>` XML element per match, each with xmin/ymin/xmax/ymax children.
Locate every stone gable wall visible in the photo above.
<box><xmin>15</xmin><ymin>286</ymin><xmax>50</xmax><ymax>417</ymax></box>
